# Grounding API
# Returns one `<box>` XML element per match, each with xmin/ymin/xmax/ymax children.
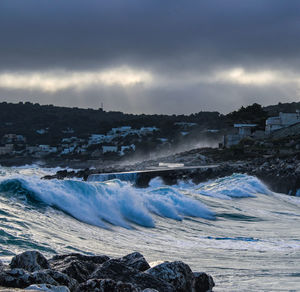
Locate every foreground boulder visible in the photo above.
<box><xmin>0</xmin><ymin>268</ymin><xmax>78</xmax><ymax>290</ymax></box>
<box><xmin>0</xmin><ymin>250</ymin><xmax>215</xmax><ymax>291</ymax></box>
<box><xmin>25</xmin><ymin>283</ymin><xmax>70</xmax><ymax>291</ymax></box>
<box><xmin>146</xmin><ymin>261</ymin><xmax>194</xmax><ymax>292</ymax></box>
<box><xmin>10</xmin><ymin>251</ymin><xmax>50</xmax><ymax>272</ymax></box>
<box><xmin>0</xmin><ymin>268</ymin><xmax>57</xmax><ymax>288</ymax></box>
<box><xmin>49</xmin><ymin>253</ymin><xmax>109</xmax><ymax>283</ymax></box>
<box><xmin>90</xmin><ymin>259</ymin><xmax>174</xmax><ymax>291</ymax></box>
<box><xmin>76</xmin><ymin>278</ymin><xmax>140</xmax><ymax>292</ymax></box>
<box><xmin>118</xmin><ymin>252</ymin><xmax>150</xmax><ymax>272</ymax></box>
<box><xmin>193</xmin><ymin>272</ymin><xmax>215</xmax><ymax>292</ymax></box>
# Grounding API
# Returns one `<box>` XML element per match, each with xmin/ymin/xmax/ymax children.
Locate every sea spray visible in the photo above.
<box><xmin>0</xmin><ymin>166</ymin><xmax>300</xmax><ymax>291</ymax></box>
<box><xmin>0</xmin><ymin>174</ymin><xmax>215</xmax><ymax>228</ymax></box>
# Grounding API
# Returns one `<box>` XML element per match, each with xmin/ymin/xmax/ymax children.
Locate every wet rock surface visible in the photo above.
<box><xmin>146</xmin><ymin>261</ymin><xmax>194</xmax><ymax>292</ymax></box>
<box><xmin>49</xmin><ymin>253</ymin><xmax>109</xmax><ymax>283</ymax></box>
<box><xmin>0</xmin><ymin>251</ymin><xmax>215</xmax><ymax>291</ymax></box>
<box><xmin>10</xmin><ymin>251</ymin><xmax>50</xmax><ymax>272</ymax></box>
<box><xmin>42</xmin><ymin>145</ymin><xmax>300</xmax><ymax>196</ymax></box>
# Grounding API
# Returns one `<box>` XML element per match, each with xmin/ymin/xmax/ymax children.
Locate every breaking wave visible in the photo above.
<box><xmin>0</xmin><ymin>175</ymin><xmax>215</xmax><ymax>229</ymax></box>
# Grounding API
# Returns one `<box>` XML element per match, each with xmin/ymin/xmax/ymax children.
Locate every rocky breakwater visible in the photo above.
<box><xmin>212</xmin><ymin>157</ymin><xmax>300</xmax><ymax>196</ymax></box>
<box><xmin>245</xmin><ymin>157</ymin><xmax>300</xmax><ymax>196</ymax></box>
<box><xmin>0</xmin><ymin>250</ymin><xmax>215</xmax><ymax>292</ymax></box>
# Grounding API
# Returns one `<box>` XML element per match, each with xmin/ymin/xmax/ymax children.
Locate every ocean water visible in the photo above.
<box><xmin>0</xmin><ymin>166</ymin><xmax>299</xmax><ymax>291</ymax></box>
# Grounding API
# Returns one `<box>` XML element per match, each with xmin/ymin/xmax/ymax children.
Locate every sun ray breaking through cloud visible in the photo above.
<box><xmin>0</xmin><ymin>67</ymin><xmax>153</xmax><ymax>93</ymax></box>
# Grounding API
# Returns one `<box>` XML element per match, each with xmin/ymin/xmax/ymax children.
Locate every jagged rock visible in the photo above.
<box><xmin>91</xmin><ymin>259</ymin><xmax>174</xmax><ymax>292</ymax></box>
<box><xmin>49</xmin><ymin>253</ymin><xmax>109</xmax><ymax>283</ymax></box>
<box><xmin>42</xmin><ymin>269</ymin><xmax>78</xmax><ymax>291</ymax></box>
<box><xmin>0</xmin><ymin>268</ymin><xmax>77</xmax><ymax>290</ymax></box>
<box><xmin>76</xmin><ymin>278</ymin><xmax>140</xmax><ymax>292</ymax></box>
<box><xmin>0</xmin><ymin>268</ymin><xmax>57</xmax><ymax>288</ymax></box>
<box><xmin>193</xmin><ymin>272</ymin><xmax>215</xmax><ymax>292</ymax></box>
<box><xmin>0</xmin><ymin>252</ymin><xmax>215</xmax><ymax>292</ymax></box>
<box><xmin>25</xmin><ymin>284</ymin><xmax>70</xmax><ymax>291</ymax></box>
<box><xmin>118</xmin><ymin>252</ymin><xmax>150</xmax><ymax>272</ymax></box>
<box><xmin>10</xmin><ymin>251</ymin><xmax>50</xmax><ymax>272</ymax></box>
<box><xmin>295</xmin><ymin>164</ymin><xmax>300</xmax><ymax>173</ymax></box>
<box><xmin>90</xmin><ymin>259</ymin><xmax>140</xmax><ymax>281</ymax></box>
<box><xmin>146</xmin><ymin>261</ymin><xmax>194</xmax><ymax>292</ymax></box>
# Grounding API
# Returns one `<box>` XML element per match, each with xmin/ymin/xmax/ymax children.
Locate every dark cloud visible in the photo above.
<box><xmin>0</xmin><ymin>0</ymin><xmax>300</xmax><ymax>113</ymax></box>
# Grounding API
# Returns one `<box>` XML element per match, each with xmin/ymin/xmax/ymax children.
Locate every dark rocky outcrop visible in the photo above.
<box><xmin>118</xmin><ymin>252</ymin><xmax>150</xmax><ymax>272</ymax></box>
<box><xmin>0</xmin><ymin>268</ymin><xmax>57</xmax><ymax>288</ymax></box>
<box><xmin>90</xmin><ymin>259</ymin><xmax>174</xmax><ymax>292</ymax></box>
<box><xmin>49</xmin><ymin>253</ymin><xmax>109</xmax><ymax>283</ymax></box>
<box><xmin>76</xmin><ymin>279</ymin><xmax>140</xmax><ymax>292</ymax></box>
<box><xmin>0</xmin><ymin>250</ymin><xmax>215</xmax><ymax>291</ymax></box>
<box><xmin>25</xmin><ymin>283</ymin><xmax>71</xmax><ymax>291</ymax></box>
<box><xmin>146</xmin><ymin>261</ymin><xmax>194</xmax><ymax>292</ymax></box>
<box><xmin>193</xmin><ymin>272</ymin><xmax>215</xmax><ymax>292</ymax></box>
<box><xmin>10</xmin><ymin>251</ymin><xmax>50</xmax><ymax>272</ymax></box>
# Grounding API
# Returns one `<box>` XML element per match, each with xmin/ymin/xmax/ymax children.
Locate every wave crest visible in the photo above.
<box><xmin>0</xmin><ymin>177</ymin><xmax>215</xmax><ymax>229</ymax></box>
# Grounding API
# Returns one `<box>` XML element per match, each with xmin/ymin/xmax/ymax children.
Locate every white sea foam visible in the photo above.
<box><xmin>193</xmin><ymin>173</ymin><xmax>271</xmax><ymax>199</ymax></box>
<box><xmin>0</xmin><ymin>173</ymin><xmax>215</xmax><ymax>228</ymax></box>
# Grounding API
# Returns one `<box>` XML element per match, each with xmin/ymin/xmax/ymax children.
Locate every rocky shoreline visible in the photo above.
<box><xmin>0</xmin><ymin>250</ymin><xmax>214</xmax><ymax>292</ymax></box>
<box><xmin>43</xmin><ymin>154</ymin><xmax>300</xmax><ymax>196</ymax></box>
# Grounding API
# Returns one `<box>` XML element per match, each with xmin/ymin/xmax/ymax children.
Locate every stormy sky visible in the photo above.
<box><xmin>1</xmin><ymin>0</ymin><xmax>300</xmax><ymax>114</ymax></box>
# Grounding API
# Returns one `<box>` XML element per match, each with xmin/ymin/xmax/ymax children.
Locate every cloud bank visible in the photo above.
<box><xmin>1</xmin><ymin>0</ymin><xmax>300</xmax><ymax>113</ymax></box>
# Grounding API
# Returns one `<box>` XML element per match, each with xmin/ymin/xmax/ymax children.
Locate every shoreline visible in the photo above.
<box><xmin>42</xmin><ymin>158</ymin><xmax>300</xmax><ymax>196</ymax></box>
<box><xmin>1</xmin><ymin>146</ymin><xmax>300</xmax><ymax>196</ymax></box>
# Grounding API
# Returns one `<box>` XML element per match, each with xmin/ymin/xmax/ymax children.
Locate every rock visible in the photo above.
<box><xmin>193</xmin><ymin>272</ymin><xmax>215</xmax><ymax>292</ymax></box>
<box><xmin>76</xmin><ymin>278</ymin><xmax>140</xmax><ymax>292</ymax></box>
<box><xmin>91</xmin><ymin>259</ymin><xmax>174</xmax><ymax>292</ymax></box>
<box><xmin>42</xmin><ymin>269</ymin><xmax>78</xmax><ymax>291</ymax></box>
<box><xmin>118</xmin><ymin>252</ymin><xmax>150</xmax><ymax>272</ymax></box>
<box><xmin>10</xmin><ymin>251</ymin><xmax>50</xmax><ymax>272</ymax></box>
<box><xmin>49</xmin><ymin>253</ymin><xmax>109</xmax><ymax>283</ymax></box>
<box><xmin>0</xmin><ymin>268</ymin><xmax>77</xmax><ymax>290</ymax></box>
<box><xmin>0</xmin><ymin>260</ymin><xmax>3</xmax><ymax>272</ymax></box>
<box><xmin>142</xmin><ymin>289</ymin><xmax>159</xmax><ymax>292</ymax></box>
<box><xmin>0</xmin><ymin>268</ymin><xmax>57</xmax><ymax>288</ymax></box>
<box><xmin>90</xmin><ymin>259</ymin><xmax>140</xmax><ymax>281</ymax></box>
<box><xmin>295</xmin><ymin>164</ymin><xmax>300</xmax><ymax>173</ymax></box>
<box><xmin>25</xmin><ymin>284</ymin><xmax>70</xmax><ymax>291</ymax></box>
<box><xmin>146</xmin><ymin>261</ymin><xmax>194</xmax><ymax>292</ymax></box>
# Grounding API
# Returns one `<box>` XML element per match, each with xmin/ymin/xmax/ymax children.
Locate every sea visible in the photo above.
<box><xmin>0</xmin><ymin>165</ymin><xmax>299</xmax><ymax>291</ymax></box>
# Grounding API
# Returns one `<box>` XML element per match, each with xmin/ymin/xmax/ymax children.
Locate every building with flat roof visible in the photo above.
<box><xmin>266</xmin><ymin>112</ymin><xmax>300</xmax><ymax>133</ymax></box>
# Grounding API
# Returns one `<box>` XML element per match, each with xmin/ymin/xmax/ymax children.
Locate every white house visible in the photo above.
<box><xmin>36</xmin><ymin>129</ymin><xmax>47</xmax><ymax>135</ymax></box>
<box><xmin>109</xmin><ymin>127</ymin><xmax>132</xmax><ymax>135</ymax></box>
<box><xmin>265</xmin><ymin>112</ymin><xmax>300</xmax><ymax>133</ymax></box>
<box><xmin>234</xmin><ymin>124</ymin><xmax>257</xmax><ymax>137</ymax></box>
<box><xmin>102</xmin><ymin>145</ymin><xmax>118</xmax><ymax>153</ymax></box>
<box><xmin>39</xmin><ymin>145</ymin><xmax>57</xmax><ymax>153</ymax></box>
<box><xmin>88</xmin><ymin>134</ymin><xmax>109</xmax><ymax>144</ymax></box>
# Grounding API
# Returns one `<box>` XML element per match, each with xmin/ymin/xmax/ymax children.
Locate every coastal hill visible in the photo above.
<box><xmin>0</xmin><ymin>101</ymin><xmax>300</xmax><ymax>166</ymax></box>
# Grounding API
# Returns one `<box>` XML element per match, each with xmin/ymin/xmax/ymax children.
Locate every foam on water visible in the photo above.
<box><xmin>0</xmin><ymin>173</ymin><xmax>215</xmax><ymax>228</ymax></box>
<box><xmin>0</xmin><ymin>166</ymin><xmax>300</xmax><ymax>291</ymax></box>
<box><xmin>193</xmin><ymin>173</ymin><xmax>271</xmax><ymax>199</ymax></box>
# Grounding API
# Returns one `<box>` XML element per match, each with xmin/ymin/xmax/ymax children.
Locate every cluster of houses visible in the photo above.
<box><xmin>5</xmin><ymin>112</ymin><xmax>298</xmax><ymax>158</ymax></box>
<box><xmin>223</xmin><ymin>111</ymin><xmax>300</xmax><ymax>148</ymax></box>
<box><xmin>0</xmin><ymin>126</ymin><xmax>164</xmax><ymax>158</ymax></box>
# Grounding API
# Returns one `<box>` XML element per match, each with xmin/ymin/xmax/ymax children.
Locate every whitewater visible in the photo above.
<box><xmin>0</xmin><ymin>166</ymin><xmax>299</xmax><ymax>291</ymax></box>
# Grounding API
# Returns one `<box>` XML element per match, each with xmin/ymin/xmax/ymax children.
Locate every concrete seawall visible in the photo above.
<box><xmin>87</xmin><ymin>165</ymin><xmax>220</xmax><ymax>187</ymax></box>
